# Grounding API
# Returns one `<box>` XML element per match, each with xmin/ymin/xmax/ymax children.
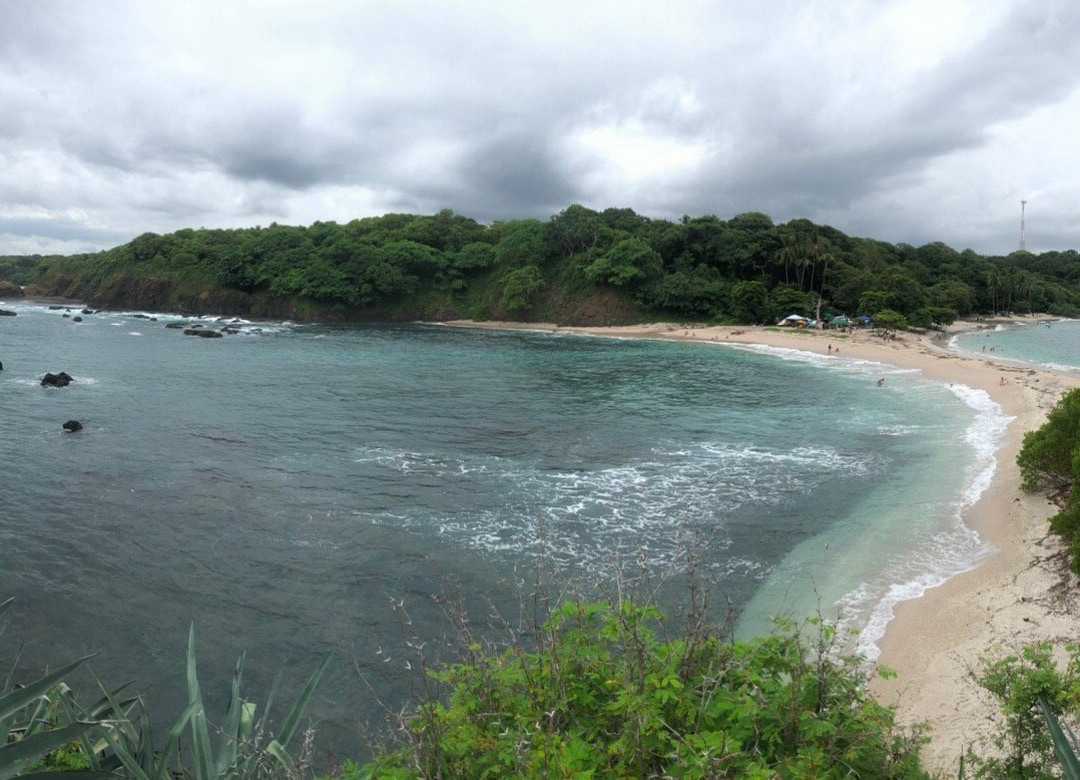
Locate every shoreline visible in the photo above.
<box><xmin>442</xmin><ymin>317</ymin><xmax>1079</xmax><ymax>771</ymax></box>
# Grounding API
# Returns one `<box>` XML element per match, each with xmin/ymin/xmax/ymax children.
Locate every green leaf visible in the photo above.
<box><xmin>276</xmin><ymin>653</ymin><xmax>331</xmax><ymax>749</ymax></box>
<box><xmin>215</xmin><ymin>652</ymin><xmax>246</xmax><ymax>777</ymax></box>
<box><xmin>0</xmin><ymin>722</ymin><xmax>94</xmax><ymax>780</ymax></box>
<box><xmin>0</xmin><ymin>654</ymin><xmax>97</xmax><ymax>722</ymax></box>
<box><xmin>185</xmin><ymin>625</ymin><xmax>213</xmax><ymax>780</ymax></box>
<box><xmin>1041</xmin><ymin>699</ymin><xmax>1080</xmax><ymax>779</ymax></box>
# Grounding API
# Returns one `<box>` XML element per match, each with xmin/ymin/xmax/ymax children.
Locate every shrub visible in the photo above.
<box><xmin>364</xmin><ymin>600</ymin><xmax>927</xmax><ymax>778</ymax></box>
<box><xmin>966</xmin><ymin>644</ymin><xmax>1080</xmax><ymax>778</ymax></box>
<box><xmin>1017</xmin><ymin>388</ymin><xmax>1080</xmax><ymax>574</ymax></box>
<box><xmin>872</xmin><ymin>309</ymin><xmax>909</xmax><ymax>330</ymax></box>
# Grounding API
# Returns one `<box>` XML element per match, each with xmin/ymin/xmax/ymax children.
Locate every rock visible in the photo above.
<box><xmin>0</xmin><ymin>309</ymin><xmax>15</xmax><ymax>317</ymax></box>
<box><xmin>165</xmin><ymin>322</ymin><xmax>188</xmax><ymax>329</ymax></box>
<box><xmin>48</xmin><ymin>305</ymin><xmax>64</xmax><ymax>310</ymax></box>
<box><xmin>81</xmin><ymin>308</ymin><xmax>95</xmax><ymax>314</ymax></box>
<box><xmin>41</xmin><ymin>371</ymin><xmax>74</xmax><ymax>387</ymax></box>
<box><xmin>183</xmin><ymin>329</ymin><xmax>223</xmax><ymax>338</ymax></box>
<box><xmin>62</xmin><ymin>420</ymin><xmax>83</xmax><ymax>432</ymax></box>
<box><xmin>62</xmin><ymin>313</ymin><xmax>70</xmax><ymax>318</ymax></box>
<box><xmin>0</xmin><ymin>359</ymin><xmax>4</xmax><ymax>370</ymax></box>
<box><xmin>72</xmin><ymin>316</ymin><xmax>83</xmax><ymax>322</ymax></box>
<box><xmin>0</xmin><ymin>280</ymin><xmax>23</xmax><ymax>298</ymax></box>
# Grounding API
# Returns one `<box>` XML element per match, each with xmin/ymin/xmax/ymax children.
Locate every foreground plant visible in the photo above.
<box><xmin>1041</xmin><ymin>699</ymin><xmax>1080</xmax><ymax>779</ymax></box>
<box><xmin>363</xmin><ymin>599</ymin><xmax>927</xmax><ymax>778</ymax></box>
<box><xmin>965</xmin><ymin>643</ymin><xmax>1080</xmax><ymax>779</ymax></box>
<box><xmin>0</xmin><ymin>597</ymin><xmax>103</xmax><ymax>779</ymax></box>
<box><xmin>100</xmin><ymin>625</ymin><xmax>330</xmax><ymax>780</ymax></box>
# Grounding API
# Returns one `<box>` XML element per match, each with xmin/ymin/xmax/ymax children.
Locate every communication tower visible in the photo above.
<box><xmin>1020</xmin><ymin>199</ymin><xmax>1027</xmax><ymax>252</ymax></box>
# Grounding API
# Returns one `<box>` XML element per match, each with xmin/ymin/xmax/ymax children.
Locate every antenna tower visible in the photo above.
<box><xmin>1020</xmin><ymin>199</ymin><xmax>1027</xmax><ymax>252</ymax></box>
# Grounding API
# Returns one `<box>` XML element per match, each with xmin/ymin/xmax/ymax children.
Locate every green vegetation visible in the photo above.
<box><xmin>363</xmin><ymin>599</ymin><xmax>927</xmax><ymax>778</ymax></box>
<box><xmin>1017</xmin><ymin>388</ymin><xmax>1080</xmax><ymax>574</ymax></box>
<box><xmin>9</xmin><ymin>590</ymin><xmax>1080</xmax><ymax>777</ymax></box>
<box><xmin>1</xmin><ymin>597</ymin><xmax>326</xmax><ymax>779</ymax></box>
<box><xmin>4</xmin><ymin>206</ymin><xmax>1079</xmax><ymax>325</ymax></box>
<box><xmin>965</xmin><ymin>644</ymin><xmax>1080</xmax><ymax>779</ymax></box>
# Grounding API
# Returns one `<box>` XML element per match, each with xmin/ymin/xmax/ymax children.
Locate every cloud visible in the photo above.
<box><xmin>1</xmin><ymin>0</ymin><xmax>1080</xmax><ymax>254</ymax></box>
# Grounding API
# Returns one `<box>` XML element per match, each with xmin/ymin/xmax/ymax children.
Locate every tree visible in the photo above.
<box><xmin>500</xmin><ymin>265</ymin><xmax>544</xmax><ymax>312</ymax></box>
<box><xmin>858</xmin><ymin>291</ymin><xmax>894</xmax><ymax>317</ymax></box>
<box><xmin>549</xmin><ymin>205</ymin><xmax>604</xmax><ymax>262</ymax></box>
<box><xmin>494</xmin><ymin>219</ymin><xmax>547</xmax><ymax>266</ymax></box>
<box><xmin>585</xmin><ymin>238</ymin><xmax>662</xmax><ymax>287</ymax></box>
<box><xmin>730</xmin><ymin>280</ymin><xmax>771</xmax><ymax>323</ymax></box>
<box><xmin>872</xmin><ymin>309</ymin><xmax>909</xmax><ymax>330</ymax></box>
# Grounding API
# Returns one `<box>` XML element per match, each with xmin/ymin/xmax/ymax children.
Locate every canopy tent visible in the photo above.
<box><xmin>778</xmin><ymin>313</ymin><xmax>810</xmax><ymax>328</ymax></box>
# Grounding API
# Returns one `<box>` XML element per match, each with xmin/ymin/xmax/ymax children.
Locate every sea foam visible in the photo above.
<box><xmin>845</xmin><ymin>382</ymin><xmax>1009</xmax><ymax>661</ymax></box>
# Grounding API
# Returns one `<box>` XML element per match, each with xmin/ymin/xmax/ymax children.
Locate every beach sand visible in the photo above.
<box><xmin>442</xmin><ymin>317</ymin><xmax>1080</xmax><ymax>773</ymax></box>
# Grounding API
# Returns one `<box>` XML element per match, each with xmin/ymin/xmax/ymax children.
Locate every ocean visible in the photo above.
<box><xmin>951</xmin><ymin>318</ymin><xmax>1080</xmax><ymax>373</ymax></box>
<box><xmin>0</xmin><ymin>301</ymin><xmax>1007</xmax><ymax>757</ymax></box>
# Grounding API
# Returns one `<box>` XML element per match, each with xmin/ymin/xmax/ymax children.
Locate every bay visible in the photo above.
<box><xmin>0</xmin><ymin>301</ymin><xmax>1000</xmax><ymax>758</ymax></box>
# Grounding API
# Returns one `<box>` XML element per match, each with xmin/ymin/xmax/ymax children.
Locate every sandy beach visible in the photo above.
<box><xmin>443</xmin><ymin>317</ymin><xmax>1080</xmax><ymax>773</ymax></box>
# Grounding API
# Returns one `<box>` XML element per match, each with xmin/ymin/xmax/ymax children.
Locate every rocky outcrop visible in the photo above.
<box><xmin>41</xmin><ymin>371</ymin><xmax>74</xmax><ymax>387</ymax></box>
<box><xmin>62</xmin><ymin>420</ymin><xmax>83</xmax><ymax>432</ymax></box>
<box><xmin>0</xmin><ymin>280</ymin><xmax>23</xmax><ymax>297</ymax></box>
<box><xmin>0</xmin><ymin>309</ymin><xmax>15</xmax><ymax>316</ymax></box>
<box><xmin>183</xmin><ymin>329</ymin><xmax>223</xmax><ymax>338</ymax></box>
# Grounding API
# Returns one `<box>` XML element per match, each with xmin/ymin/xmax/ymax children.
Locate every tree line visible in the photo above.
<box><xmin>3</xmin><ymin>205</ymin><xmax>1080</xmax><ymax>325</ymax></box>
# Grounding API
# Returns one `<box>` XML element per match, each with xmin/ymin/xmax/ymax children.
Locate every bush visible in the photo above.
<box><xmin>364</xmin><ymin>600</ymin><xmax>927</xmax><ymax>778</ymax></box>
<box><xmin>872</xmin><ymin>309</ymin><xmax>909</xmax><ymax>330</ymax></box>
<box><xmin>966</xmin><ymin>644</ymin><xmax>1080</xmax><ymax>778</ymax></box>
<box><xmin>1017</xmin><ymin>388</ymin><xmax>1080</xmax><ymax>574</ymax></box>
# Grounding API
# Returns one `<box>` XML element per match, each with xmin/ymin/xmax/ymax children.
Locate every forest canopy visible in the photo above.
<box><xmin>3</xmin><ymin>205</ymin><xmax>1078</xmax><ymax>325</ymax></box>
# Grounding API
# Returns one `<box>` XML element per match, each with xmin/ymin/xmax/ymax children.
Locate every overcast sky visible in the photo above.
<box><xmin>2</xmin><ymin>0</ymin><xmax>1078</xmax><ymax>256</ymax></box>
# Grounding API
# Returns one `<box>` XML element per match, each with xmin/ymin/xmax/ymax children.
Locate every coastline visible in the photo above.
<box><xmin>442</xmin><ymin>317</ymin><xmax>1079</xmax><ymax>772</ymax></box>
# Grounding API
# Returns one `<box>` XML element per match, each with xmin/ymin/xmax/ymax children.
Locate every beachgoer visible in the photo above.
<box><xmin>999</xmin><ymin>376</ymin><xmax>1006</xmax><ymax>385</ymax></box>
<box><xmin>877</xmin><ymin>378</ymin><xmax>885</xmax><ymax>387</ymax></box>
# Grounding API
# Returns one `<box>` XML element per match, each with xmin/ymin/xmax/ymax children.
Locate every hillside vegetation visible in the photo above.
<box><xmin>3</xmin><ymin>206</ymin><xmax>1080</xmax><ymax>325</ymax></box>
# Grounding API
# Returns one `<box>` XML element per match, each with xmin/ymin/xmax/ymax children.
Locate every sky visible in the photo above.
<box><xmin>1</xmin><ymin>0</ymin><xmax>1079</xmax><ymax>257</ymax></box>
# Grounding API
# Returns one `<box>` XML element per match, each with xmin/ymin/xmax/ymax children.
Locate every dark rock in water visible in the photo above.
<box><xmin>132</xmin><ymin>313</ymin><xmax>150</xmax><ymax>319</ymax></box>
<box><xmin>0</xmin><ymin>359</ymin><xmax>4</xmax><ymax>370</ymax></box>
<box><xmin>0</xmin><ymin>309</ymin><xmax>15</xmax><ymax>317</ymax></box>
<box><xmin>81</xmin><ymin>308</ymin><xmax>95</xmax><ymax>314</ymax></box>
<box><xmin>188</xmin><ymin>323</ymin><xmax>204</xmax><ymax>329</ymax></box>
<box><xmin>62</xmin><ymin>420</ymin><xmax>83</xmax><ymax>432</ymax></box>
<box><xmin>48</xmin><ymin>305</ymin><xmax>64</xmax><ymax>310</ymax></box>
<box><xmin>62</xmin><ymin>313</ymin><xmax>70</xmax><ymax>318</ymax></box>
<box><xmin>41</xmin><ymin>371</ymin><xmax>74</xmax><ymax>387</ymax></box>
<box><xmin>165</xmin><ymin>322</ymin><xmax>187</xmax><ymax>329</ymax></box>
<box><xmin>73</xmin><ymin>316</ymin><xmax>83</xmax><ymax>322</ymax></box>
<box><xmin>184</xmin><ymin>329</ymin><xmax>223</xmax><ymax>338</ymax></box>
<box><xmin>221</xmin><ymin>327</ymin><xmax>241</xmax><ymax>335</ymax></box>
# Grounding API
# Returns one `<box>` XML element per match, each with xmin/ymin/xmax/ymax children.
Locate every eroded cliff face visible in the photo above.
<box><xmin>22</xmin><ymin>273</ymin><xmax>642</xmax><ymax>325</ymax></box>
<box><xmin>0</xmin><ymin>280</ymin><xmax>24</xmax><ymax>298</ymax></box>
<box><xmin>26</xmin><ymin>274</ymin><xmax>266</xmax><ymax>317</ymax></box>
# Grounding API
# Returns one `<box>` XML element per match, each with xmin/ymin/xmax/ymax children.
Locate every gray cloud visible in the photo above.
<box><xmin>1</xmin><ymin>0</ymin><xmax>1079</xmax><ymax>254</ymax></box>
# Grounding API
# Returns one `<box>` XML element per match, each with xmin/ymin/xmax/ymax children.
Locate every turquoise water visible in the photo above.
<box><xmin>951</xmin><ymin>319</ymin><xmax>1080</xmax><ymax>373</ymax></box>
<box><xmin>0</xmin><ymin>300</ymin><xmax>1006</xmax><ymax>755</ymax></box>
